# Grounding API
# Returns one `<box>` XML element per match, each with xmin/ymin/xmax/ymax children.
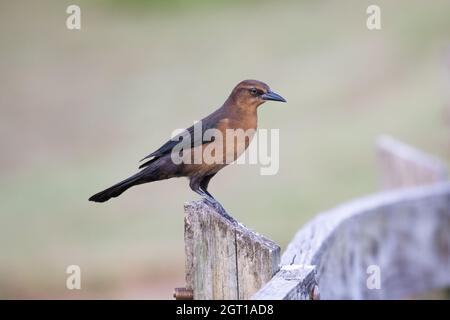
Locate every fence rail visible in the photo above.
<box><xmin>253</xmin><ymin>182</ymin><xmax>450</xmax><ymax>299</ymax></box>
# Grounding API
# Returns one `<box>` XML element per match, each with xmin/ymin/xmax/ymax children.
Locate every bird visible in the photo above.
<box><xmin>89</xmin><ymin>79</ymin><xmax>286</xmax><ymax>219</ymax></box>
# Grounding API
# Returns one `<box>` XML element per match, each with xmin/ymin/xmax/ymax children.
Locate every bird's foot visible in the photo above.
<box><xmin>201</xmin><ymin>196</ymin><xmax>236</xmax><ymax>223</ymax></box>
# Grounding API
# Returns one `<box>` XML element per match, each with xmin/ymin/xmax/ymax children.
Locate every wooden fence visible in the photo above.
<box><xmin>175</xmin><ymin>136</ymin><xmax>450</xmax><ymax>300</ymax></box>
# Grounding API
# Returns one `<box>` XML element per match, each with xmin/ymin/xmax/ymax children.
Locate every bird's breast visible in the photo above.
<box><xmin>181</xmin><ymin>115</ymin><xmax>257</xmax><ymax>175</ymax></box>
<box><xmin>219</xmin><ymin>115</ymin><xmax>257</xmax><ymax>163</ymax></box>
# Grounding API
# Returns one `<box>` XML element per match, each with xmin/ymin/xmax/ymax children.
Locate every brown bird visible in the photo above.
<box><xmin>89</xmin><ymin>80</ymin><xmax>286</xmax><ymax>217</ymax></box>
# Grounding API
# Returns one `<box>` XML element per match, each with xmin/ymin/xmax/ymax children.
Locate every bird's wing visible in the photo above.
<box><xmin>139</xmin><ymin>114</ymin><xmax>224</xmax><ymax>169</ymax></box>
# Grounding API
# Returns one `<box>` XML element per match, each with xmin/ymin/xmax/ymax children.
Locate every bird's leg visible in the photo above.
<box><xmin>194</xmin><ymin>187</ymin><xmax>234</xmax><ymax>221</ymax></box>
<box><xmin>199</xmin><ymin>187</ymin><xmax>235</xmax><ymax>222</ymax></box>
<box><xmin>199</xmin><ymin>174</ymin><xmax>233</xmax><ymax>220</ymax></box>
<box><xmin>190</xmin><ymin>175</ymin><xmax>235</xmax><ymax>222</ymax></box>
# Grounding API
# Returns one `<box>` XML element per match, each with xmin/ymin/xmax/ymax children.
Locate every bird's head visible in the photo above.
<box><xmin>228</xmin><ymin>79</ymin><xmax>286</xmax><ymax>110</ymax></box>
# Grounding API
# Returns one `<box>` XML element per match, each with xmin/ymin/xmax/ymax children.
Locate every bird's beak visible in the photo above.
<box><xmin>261</xmin><ymin>90</ymin><xmax>287</xmax><ymax>102</ymax></box>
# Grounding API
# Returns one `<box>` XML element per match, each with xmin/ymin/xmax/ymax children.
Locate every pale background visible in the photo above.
<box><xmin>0</xmin><ymin>0</ymin><xmax>449</xmax><ymax>298</ymax></box>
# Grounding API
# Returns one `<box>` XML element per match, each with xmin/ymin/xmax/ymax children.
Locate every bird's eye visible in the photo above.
<box><xmin>250</xmin><ymin>88</ymin><xmax>258</xmax><ymax>96</ymax></box>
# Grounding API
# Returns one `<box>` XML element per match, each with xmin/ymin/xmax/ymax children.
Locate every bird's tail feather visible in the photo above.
<box><xmin>89</xmin><ymin>173</ymin><xmax>144</xmax><ymax>203</ymax></box>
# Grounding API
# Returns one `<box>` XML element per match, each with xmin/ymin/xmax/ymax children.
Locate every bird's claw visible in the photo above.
<box><xmin>201</xmin><ymin>197</ymin><xmax>236</xmax><ymax>223</ymax></box>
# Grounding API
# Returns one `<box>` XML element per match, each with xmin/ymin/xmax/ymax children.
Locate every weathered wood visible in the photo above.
<box><xmin>184</xmin><ymin>200</ymin><xmax>280</xmax><ymax>300</ymax></box>
<box><xmin>252</xmin><ymin>264</ymin><xmax>316</xmax><ymax>300</ymax></box>
<box><xmin>254</xmin><ymin>137</ymin><xmax>450</xmax><ymax>299</ymax></box>
<box><xmin>253</xmin><ymin>183</ymin><xmax>450</xmax><ymax>299</ymax></box>
<box><xmin>376</xmin><ymin>135</ymin><xmax>447</xmax><ymax>189</ymax></box>
<box><xmin>254</xmin><ymin>136</ymin><xmax>450</xmax><ymax>299</ymax></box>
<box><xmin>376</xmin><ymin>136</ymin><xmax>450</xmax><ymax>299</ymax></box>
<box><xmin>182</xmin><ymin>137</ymin><xmax>450</xmax><ymax>299</ymax></box>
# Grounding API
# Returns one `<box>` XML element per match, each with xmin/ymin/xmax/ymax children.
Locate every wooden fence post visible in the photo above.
<box><xmin>183</xmin><ymin>200</ymin><xmax>280</xmax><ymax>300</ymax></box>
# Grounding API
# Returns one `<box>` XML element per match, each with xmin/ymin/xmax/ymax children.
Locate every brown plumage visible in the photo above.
<box><xmin>89</xmin><ymin>79</ymin><xmax>286</xmax><ymax>216</ymax></box>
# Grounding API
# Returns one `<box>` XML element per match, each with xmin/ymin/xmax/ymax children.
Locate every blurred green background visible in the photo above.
<box><xmin>1</xmin><ymin>0</ymin><xmax>450</xmax><ymax>298</ymax></box>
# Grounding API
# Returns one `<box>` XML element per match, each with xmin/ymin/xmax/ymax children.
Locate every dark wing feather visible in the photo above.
<box><xmin>139</xmin><ymin>113</ymin><xmax>221</xmax><ymax>169</ymax></box>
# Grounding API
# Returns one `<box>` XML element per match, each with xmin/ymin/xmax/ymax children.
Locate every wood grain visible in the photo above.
<box><xmin>184</xmin><ymin>200</ymin><xmax>280</xmax><ymax>300</ymax></box>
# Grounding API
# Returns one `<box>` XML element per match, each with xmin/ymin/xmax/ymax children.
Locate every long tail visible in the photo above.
<box><xmin>89</xmin><ymin>172</ymin><xmax>145</xmax><ymax>203</ymax></box>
